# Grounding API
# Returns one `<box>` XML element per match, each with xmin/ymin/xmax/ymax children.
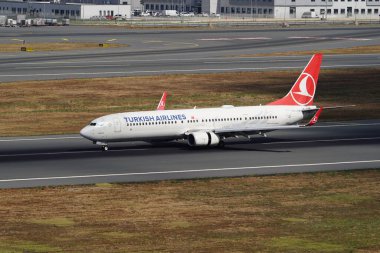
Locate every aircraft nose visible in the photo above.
<box><xmin>80</xmin><ymin>126</ymin><xmax>93</xmax><ymax>140</ymax></box>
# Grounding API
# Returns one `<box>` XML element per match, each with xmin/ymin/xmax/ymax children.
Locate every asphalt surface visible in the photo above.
<box><xmin>0</xmin><ymin>120</ymin><xmax>379</xmax><ymax>188</ymax></box>
<box><xmin>0</xmin><ymin>26</ymin><xmax>379</xmax><ymax>188</ymax></box>
<box><xmin>0</xmin><ymin>26</ymin><xmax>380</xmax><ymax>81</ymax></box>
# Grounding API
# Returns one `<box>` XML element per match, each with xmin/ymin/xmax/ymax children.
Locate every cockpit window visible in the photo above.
<box><xmin>90</xmin><ymin>122</ymin><xmax>97</xmax><ymax>126</ymax></box>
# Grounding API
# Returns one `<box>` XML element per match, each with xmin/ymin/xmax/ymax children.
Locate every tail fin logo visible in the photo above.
<box><xmin>290</xmin><ymin>73</ymin><xmax>316</xmax><ymax>106</ymax></box>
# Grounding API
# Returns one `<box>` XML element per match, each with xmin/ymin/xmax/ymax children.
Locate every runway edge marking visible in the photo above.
<box><xmin>1</xmin><ymin>160</ymin><xmax>379</xmax><ymax>183</ymax></box>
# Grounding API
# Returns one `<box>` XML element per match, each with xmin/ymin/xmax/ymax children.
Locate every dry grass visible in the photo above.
<box><xmin>0</xmin><ymin>170</ymin><xmax>379</xmax><ymax>252</ymax></box>
<box><xmin>0</xmin><ymin>42</ymin><xmax>128</xmax><ymax>52</ymax></box>
<box><xmin>240</xmin><ymin>45</ymin><xmax>380</xmax><ymax>57</ymax></box>
<box><xmin>0</xmin><ymin>68</ymin><xmax>379</xmax><ymax>136</ymax></box>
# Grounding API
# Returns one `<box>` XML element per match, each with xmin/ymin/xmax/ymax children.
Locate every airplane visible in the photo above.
<box><xmin>81</xmin><ymin>53</ymin><xmax>325</xmax><ymax>151</ymax></box>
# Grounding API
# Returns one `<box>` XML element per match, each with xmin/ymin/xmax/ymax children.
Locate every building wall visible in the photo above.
<box><xmin>0</xmin><ymin>1</ymin><xmax>131</xmax><ymax>19</ymax></box>
<box><xmin>274</xmin><ymin>0</ymin><xmax>380</xmax><ymax>18</ymax></box>
<box><xmin>81</xmin><ymin>4</ymin><xmax>131</xmax><ymax>18</ymax></box>
<box><xmin>220</xmin><ymin>0</ymin><xmax>274</xmax><ymax>17</ymax></box>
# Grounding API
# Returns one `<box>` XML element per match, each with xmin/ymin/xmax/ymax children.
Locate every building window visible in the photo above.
<box><xmin>341</xmin><ymin>9</ymin><xmax>345</xmax><ymax>14</ymax></box>
<box><xmin>269</xmin><ymin>9</ymin><xmax>273</xmax><ymax>14</ymax></box>
<box><xmin>221</xmin><ymin>7</ymin><xmax>225</xmax><ymax>13</ymax></box>
<box><xmin>327</xmin><ymin>9</ymin><xmax>331</xmax><ymax>14</ymax></box>
<box><xmin>375</xmin><ymin>9</ymin><xmax>379</xmax><ymax>14</ymax></box>
<box><xmin>354</xmin><ymin>9</ymin><xmax>359</xmax><ymax>14</ymax></box>
<box><xmin>291</xmin><ymin>0</ymin><xmax>295</xmax><ymax>2</ymax></box>
<box><xmin>334</xmin><ymin>9</ymin><xmax>338</xmax><ymax>14</ymax></box>
<box><xmin>311</xmin><ymin>0</ymin><xmax>315</xmax><ymax>2</ymax></box>
<box><xmin>247</xmin><ymin>8</ymin><xmax>251</xmax><ymax>14</ymax></box>
<box><xmin>368</xmin><ymin>9</ymin><xmax>372</xmax><ymax>14</ymax></box>
<box><xmin>361</xmin><ymin>9</ymin><xmax>365</xmax><ymax>14</ymax></box>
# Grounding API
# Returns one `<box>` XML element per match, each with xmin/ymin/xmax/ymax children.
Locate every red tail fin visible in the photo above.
<box><xmin>157</xmin><ymin>91</ymin><xmax>167</xmax><ymax>110</ymax></box>
<box><xmin>269</xmin><ymin>54</ymin><xmax>323</xmax><ymax>106</ymax></box>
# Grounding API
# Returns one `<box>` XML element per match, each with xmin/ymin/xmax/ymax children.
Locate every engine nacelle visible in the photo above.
<box><xmin>187</xmin><ymin>131</ymin><xmax>220</xmax><ymax>147</ymax></box>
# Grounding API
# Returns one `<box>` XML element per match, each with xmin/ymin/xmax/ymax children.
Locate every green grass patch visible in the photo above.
<box><xmin>30</xmin><ymin>217</ymin><xmax>75</xmax><ymax>227</ymax></box>
<box><xmin>269</xmin><ymin>237</ymin><xmax>348</xmax><ymax>252</ymax></box>
<box><xmin>102</xmin><ymin>231</ymin><xmax>139</xmax><ymax>239</ymax></box>
<box><xmin>0</xmin><ymin>240</ymin><xmax>61</xmax><ymax>253</ymax></box>
<box><xmin>282</xmin><ymin>217</ymin><xmax>308</xmax><ymax>223</ymax></box>
<box><xmin>317</xmin><ymin>193</ymin><xmax>373</xmax><ymax>204</ymax></box>
<box><xmin>0</xmin><ymin>68</ymin><xmax>379</xmax><ymax>136</ymax></box>
<box><xmin>0</xmin><ymin>170</ymin><xmax>379</xmax><ymax>252</ymax></box>
<box><xmin>95</xmin><ymin>182</ymin><xmax>114</xmax><ymax>188</ymax></box>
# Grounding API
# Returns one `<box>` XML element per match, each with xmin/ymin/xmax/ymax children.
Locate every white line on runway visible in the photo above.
<box><xmin>1</xmin><ymin>160</ymin><xmax>379</xmax><ymax>183</ymax></box>
<box><xmin>0</xmin><ymin>148</ymin><xmax>149</xmax><ymax>157</ymax></box>
<box><xmin>288</xmin><ymin>36</ymin><xmax>372</xmax><ymax>41</ymax></box>
<box><xmin>263</xmin><ymin>137</ymin><xmax>380</xmax><ymax>145</ymax></box>
<box><xmin>0</xmin><ymin>136</ymin><xmax>378</xmax><ymax>158</ymax></box>
<box><xmin>5</xmin><ymin>54</ymin><xmax>378</xmax><ymax>66</ymax></box>
<box><xmin>2</xmin><ymin>64</ymin><xmax>380</xmax><ymax>78</ymax></box>
<box><xmin>203</xmin><ymin>59</ymin><xmax>304</xmax><ymax>64</ymax></box>
<box><xmin>198</xmin><ymin>37</ymin><xmax>272</xmax><ymax>41</ymax></box>
<box><xmin>0</xmin><ymin>136</ymin><xmax>81</xmax><ymax>142</ymax></box>
<box><xmin>0</xmin><ymin>122</ymin><xmax>379</xmax><ymax>143</ymax></box>
<box><xmin>20</xmin><ymin>64</ymin><xmax>127</xmax><ymax>70</ymax></box>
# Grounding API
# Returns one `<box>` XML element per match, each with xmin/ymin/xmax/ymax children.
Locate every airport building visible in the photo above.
<box><xmin>141</xmin><ymin>0</ymin><xmax>380</xmax><ymax>18</ymax></box>
<box><xmin>0</xmin><ymin>0</ymin><xmax>131</xmax><ymax>19</ymax></box>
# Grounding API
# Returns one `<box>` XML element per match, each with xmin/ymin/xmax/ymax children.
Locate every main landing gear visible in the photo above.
<box><xmin>101</xmin><ymin>145</ymin><xmax>109</xmax><ymax>151</ymax></box>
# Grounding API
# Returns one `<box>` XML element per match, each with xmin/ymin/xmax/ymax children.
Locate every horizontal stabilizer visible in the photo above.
<box><xmin>306</xmin><ymin>107</ymin><xmax>323</xmax><ymax>126</ymax></box>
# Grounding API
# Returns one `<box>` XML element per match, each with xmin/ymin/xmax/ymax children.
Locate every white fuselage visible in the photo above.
<box><xmin>80</xmin><ymin>105</ymin><xmax>314</xmax><ymax>143</ymax></box>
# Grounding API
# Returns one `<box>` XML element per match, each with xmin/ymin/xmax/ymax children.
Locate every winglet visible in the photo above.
<box><xmin>157</xmin><ymin>91</ymin><xmax>167</xmax><ymax>110</ymax></box>
<box><xmin>306</xmin><ymin>107</ymin><xmax>323</xmax><ymax>126</ymax></box>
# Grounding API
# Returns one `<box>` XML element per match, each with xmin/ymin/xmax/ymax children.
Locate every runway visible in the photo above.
<box><xmin>0</xmin><ymin>26</ymin><xmax>379</xmax><ymax>188</ymax></box>
<box><xmin>1</xmin><ymin>26</ymin><xmax>380</xmax><ymax>81</ymax></box>
<box><xmin>0</xmin><ymin>120</ymin><xmax>379</xmax><ymax>188</ymax></box>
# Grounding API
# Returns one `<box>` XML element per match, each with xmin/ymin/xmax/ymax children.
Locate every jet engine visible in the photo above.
<box><xmin>187</xmin><ymin>131</ymin><xmax>220</xmax><ymax>147</ymax></box>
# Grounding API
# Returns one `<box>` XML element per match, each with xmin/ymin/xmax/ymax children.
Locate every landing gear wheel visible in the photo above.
<box><xmin>101</xmin><ymin>145</ymin><xmax>109</xmax><ymax>151</ymax></box>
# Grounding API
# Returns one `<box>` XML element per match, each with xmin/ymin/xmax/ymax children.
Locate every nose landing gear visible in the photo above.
<box><xmin>95</xmin><ymin>141</ymin><xmax>109</xmax><ymax>151</ymax></box>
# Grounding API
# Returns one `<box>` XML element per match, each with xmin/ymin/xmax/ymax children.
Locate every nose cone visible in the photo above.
<box><xmin>80</xmin><ymin>126</ymin><xmax>94</xmax><ymax>141</ymax></box>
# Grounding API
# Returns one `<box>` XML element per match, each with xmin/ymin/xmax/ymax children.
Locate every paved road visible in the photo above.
<box><xmin>0</xmin><ymin>26</ymin><xmax>379</xmax><ymax>81</ymax></box>
<box><xmin>0</xmin><ymin>120</ymin><xmax>379</xmax><ymax>188</ymax></box>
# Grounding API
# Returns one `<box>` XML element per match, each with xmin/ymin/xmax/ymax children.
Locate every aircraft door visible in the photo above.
<box><xmin>114</xmin><ymin>119</ymin><xmax>121</xmax><ymax>132</ymax></box>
